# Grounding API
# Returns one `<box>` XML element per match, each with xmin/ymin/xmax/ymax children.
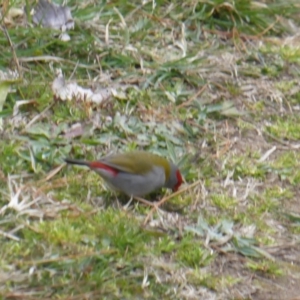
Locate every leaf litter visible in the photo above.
<box><xmin>1</xmin><ymin>0</ymin><xmax>300</xmax><ymax>299</ymax></box>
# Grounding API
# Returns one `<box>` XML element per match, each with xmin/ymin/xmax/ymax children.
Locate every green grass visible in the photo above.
<box><xmin>1</xmin><ymin>0</ymin><xmax>300</xmax><ymax>299</ymax></box>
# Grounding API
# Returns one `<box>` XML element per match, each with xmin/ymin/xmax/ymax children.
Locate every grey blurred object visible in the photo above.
<box><xmin>26</xmin><ymin>0</ymin><xmax>74</xmax><ymax>31</ymax></box>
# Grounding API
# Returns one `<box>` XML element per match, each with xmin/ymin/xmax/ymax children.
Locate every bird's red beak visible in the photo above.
<box><xmin>173</xmin><ymin>170</ymin><xmax>183</xmax><ymax>191</ymax></box>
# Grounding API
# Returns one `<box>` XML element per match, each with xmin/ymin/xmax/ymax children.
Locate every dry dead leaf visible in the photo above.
<box><xmin>52</xmin><ymin>71</ymin><xmax>113</xmax><ymax>103</ymax></box>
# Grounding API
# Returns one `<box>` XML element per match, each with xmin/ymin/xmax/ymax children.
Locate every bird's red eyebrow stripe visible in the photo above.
<box><xmin>89</xmin><ymin>161</ymin><xmax>118</xmax><ymax>176</ymax></box>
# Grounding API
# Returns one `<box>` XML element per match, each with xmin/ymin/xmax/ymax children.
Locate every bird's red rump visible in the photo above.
<box><xmin>174</xmin><ymin>170</ymin><xmax>183</xmax><ymax>191</ymax></box>
<box><xmin>89</xmin><ymin>161</ymin><xmax>118</xmax><ymax>176</ymax></box>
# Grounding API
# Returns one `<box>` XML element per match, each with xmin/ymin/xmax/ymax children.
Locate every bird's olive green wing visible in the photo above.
<box><xmin>101</xmin><ymin>151</ymin><xmax>170</xmax><ymax>176</ymax></box>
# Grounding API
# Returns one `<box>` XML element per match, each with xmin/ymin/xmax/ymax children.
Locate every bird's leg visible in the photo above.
<box><xmin>113</xmin><ymin>192</ymin><xmax>127</xmax><ymax>210</ymax></box>
<box><xmin>123</xmin><ymin>196</ymin><xmax>134</xmax><ymax>210</ymax></box>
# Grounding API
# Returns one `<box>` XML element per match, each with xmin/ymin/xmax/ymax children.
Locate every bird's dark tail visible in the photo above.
<box><xmin>64</xmin><ymin>158</ymin><xmax>90</xmax><ymax>166</ymax></box>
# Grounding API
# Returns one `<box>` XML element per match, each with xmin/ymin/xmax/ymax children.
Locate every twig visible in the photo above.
<box><xmin>15</xmin><ymin>250</ymin><xmax>116</xmax><ymax>266</ymax></box>
<box><xmin>263</xmin><ymin>130</ymin><xmax>300</xmax><ymax>149</ymax></box>
<box><xmin>0</xmin><ymin>229</ymin><xmax>20</xmax><ymax>241</ymax></box>
<box><xmin>24</xmin><ymin>104</ymin><xmax>54</xmax><ymax>129</ymax></box>
<box><xmin>18</xmin><ymin>56</ymin><xmax>99</xmax><ymax>70</ymax></box>
<box><xmin>258</xmin><ymin>146</ymin><xmax>276</xmax><ymax>162</ymax></box>
<box><xmin>41</xmin><ymin>163</ymin><xmax>65</xmax><ymax>182</ymax></box>
<box><xmin>134</xmin><ymin>196</ymin><xmax>157</xmax><ymax>207</ymax></box>
<box><xmin>143</xmin><ymin>180</ymin><xmax>202</xmax><ymax>225</ymax></box>
<box><xmin>177</xmin><ymin>84</ymin><xmax>207</xmax><ymax>109</ymax></box>
<box><xmin>0</xmin><ymin>23</ymin><xmax>22</xmax><ymax>77</ymax></box>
